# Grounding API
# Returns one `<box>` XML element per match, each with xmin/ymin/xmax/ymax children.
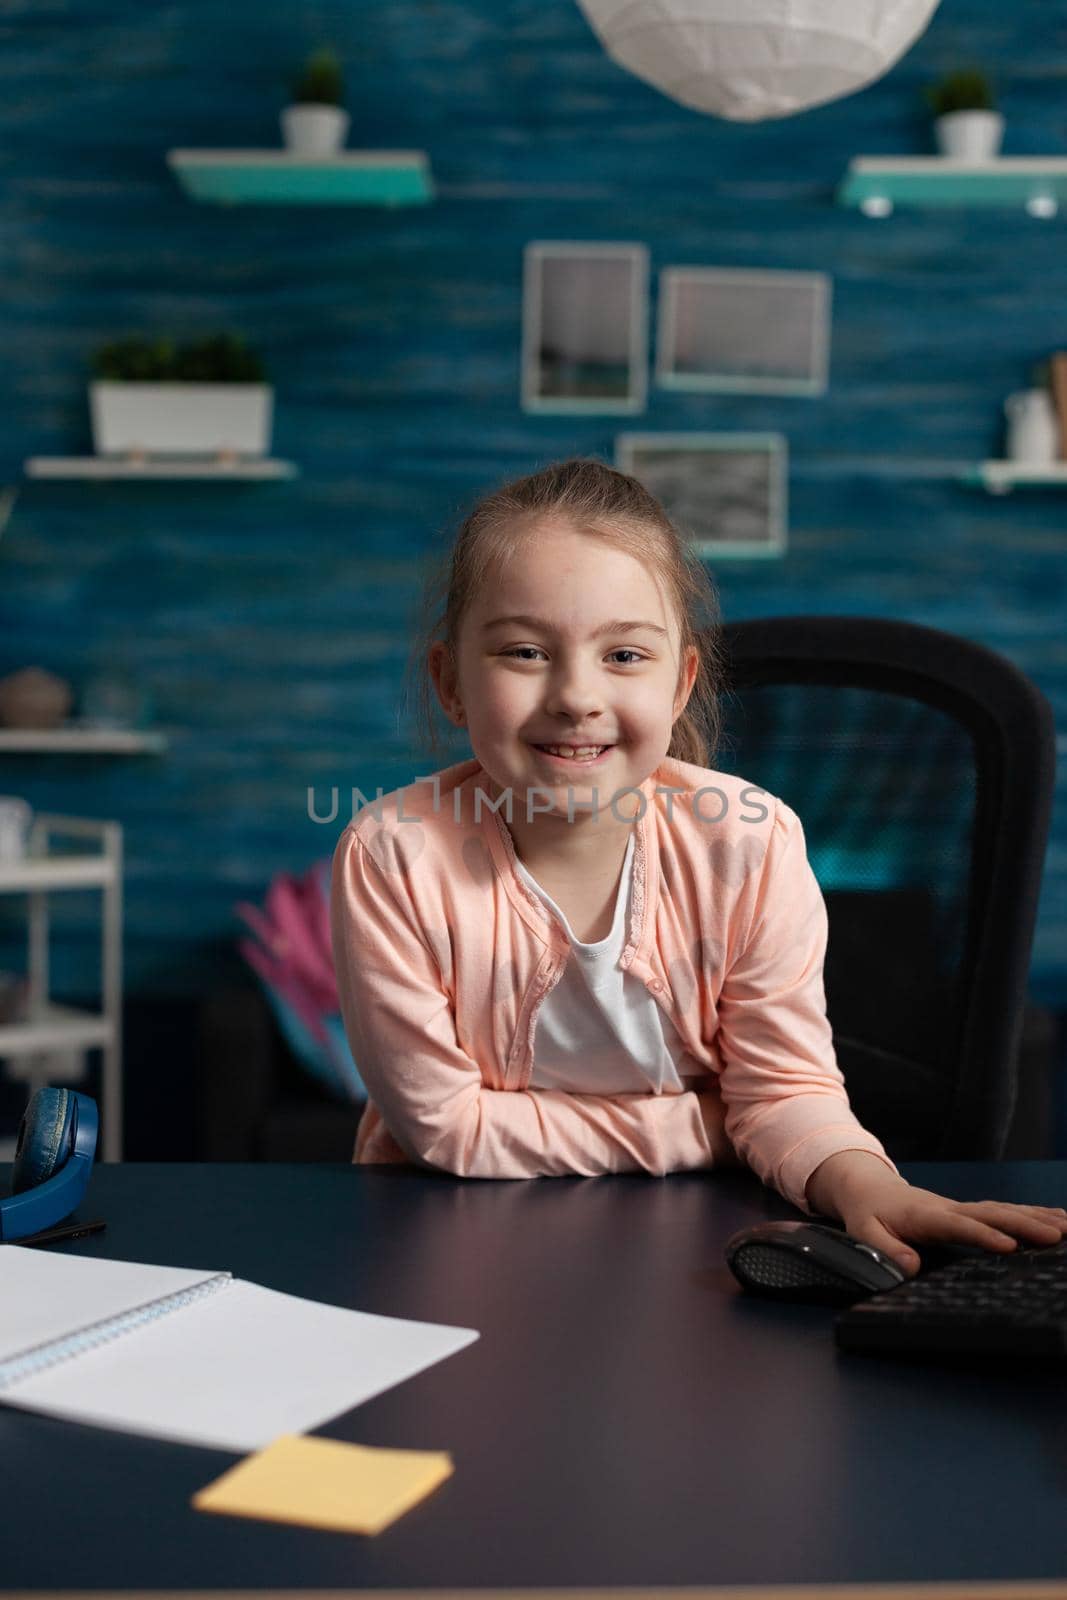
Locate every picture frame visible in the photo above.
<box><xmin>655</xmin><ymin>268</ymin><xmax>831</xmax><ymax>396</ymax></box>
<box><xmin>521</xmin><ymin>242</ymin><xmax>649</xmax><ymax>414</ymax></box>
<box><xmin>615</xmin><ymin>432</ymin><xmax>788</xmax><ymax>558</ymax></box>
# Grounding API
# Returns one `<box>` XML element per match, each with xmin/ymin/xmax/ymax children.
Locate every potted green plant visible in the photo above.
<box><xmin>89</xmin><ymin>334</ymin><xmax>272</xmax><ymax>459</ymax></box>
<box><xmin>281</xmin><ymin>47</ymin><xmax>348</xmax><ymax>157</ymax></box>
<box><xmin>924</xmin><ymin>67</ymin><xmax>1002</xmax><ymax>160</ymax></box>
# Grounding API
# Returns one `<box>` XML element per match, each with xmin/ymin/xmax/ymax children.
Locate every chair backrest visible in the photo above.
<box><xmin>714</xmin><ymin>615</ymin><xmax>1055</xmax><ymax>1161</ymax></box>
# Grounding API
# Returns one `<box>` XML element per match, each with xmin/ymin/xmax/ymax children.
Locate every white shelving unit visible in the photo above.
<box><xmin>0</xmin><ymin>815</ymin><xmax>123</xmax><ymax>1162</ymax></box>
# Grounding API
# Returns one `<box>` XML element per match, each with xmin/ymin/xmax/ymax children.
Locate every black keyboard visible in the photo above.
<box><xmin>834</xmin><ymin>1240</ymin><xmax>1067</xmax><ymax>1361</ymax></box>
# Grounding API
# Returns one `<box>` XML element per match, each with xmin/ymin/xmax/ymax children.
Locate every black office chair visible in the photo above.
<box><xmin>714</xmin><ymin>615</ymin><xmax>1056</xmax><ymax>1163</ymax></box>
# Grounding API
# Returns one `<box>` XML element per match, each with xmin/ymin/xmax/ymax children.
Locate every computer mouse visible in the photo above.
<box><xmin>725</xmin><ymin>1220</ymin><xmax>907</xmax><ymax>1305</ymax></box>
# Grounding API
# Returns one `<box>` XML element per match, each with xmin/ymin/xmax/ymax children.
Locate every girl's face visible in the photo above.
<box><xmin>430</xmin><ymin>517</ymin><xmax>698</xmax><ymax>818</ymax></box>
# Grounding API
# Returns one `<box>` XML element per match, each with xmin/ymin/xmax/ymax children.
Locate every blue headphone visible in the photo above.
<box><xmin>0</xmin><ymin>1087</ymin><xmax>98</xmax><ymax>1242</ymax></box>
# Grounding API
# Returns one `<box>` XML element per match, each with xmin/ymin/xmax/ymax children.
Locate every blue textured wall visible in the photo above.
<box><xmin>1</xmin><ymin>0</ymin><xmax>1065</xmax><ymax>1018</ymax></box>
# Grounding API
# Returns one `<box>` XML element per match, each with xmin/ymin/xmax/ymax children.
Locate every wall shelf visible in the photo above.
<box><xmin>0</xmin><ymin>726</ymin><xmax>168</xmax><ymax>754</ymax></box>
<box><xmin>167</xmin><ymin>149</ymin><xmax>434</xmax><ymax>206</ymax></box>
<box><xmin>838</xmin><ymin>157</ymin><xmax>1067</xmax><ymax>217</ymax></box>
<box><xmin>960</xmin><ymin>461</ymin><xmax>1067</xmax><ymax>494</ymax></box>
<box><xmin>24</xmin><ymin>456</ymin><xmax>298</xmax><ymax>480</ymax></box>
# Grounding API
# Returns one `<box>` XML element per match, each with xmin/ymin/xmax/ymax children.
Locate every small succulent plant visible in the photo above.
<box><xmin>292</xmin><ymin>47</ymin><xmax>345</xmax><ymax>108</ymax></box>
<box><xmin>91</xmin><ymin>333</ymin><xmax>266</xmax><ymax>383</ymax></box>
<box><xmin>924</xmin><ymin>67</ymin><xmax>996</xmax><ymax>118</ymax></box>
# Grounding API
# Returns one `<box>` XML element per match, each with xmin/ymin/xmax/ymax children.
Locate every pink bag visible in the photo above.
<box><xmin>235</xmin><ymin>862</ymin><xmax>364</xmax><ymax>1101</ymax></box>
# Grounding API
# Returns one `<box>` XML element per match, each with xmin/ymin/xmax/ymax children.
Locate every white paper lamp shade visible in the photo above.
<box><xmin>574</xmin><ymin>0</ymin><xmax>941</xmax><ymax>121</ymax></box>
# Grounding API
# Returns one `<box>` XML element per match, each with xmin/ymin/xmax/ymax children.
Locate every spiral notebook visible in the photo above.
<box><xmin>0</xmin><ymin>1244</ymin><xmax>479</xmax><ymax>1453</ymax></box>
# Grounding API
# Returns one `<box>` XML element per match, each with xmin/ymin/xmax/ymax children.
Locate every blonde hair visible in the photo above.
<box><xmin>402</xmin><ymin>456</ymin><xmax>728</xmax><ymax>768</ymax></box>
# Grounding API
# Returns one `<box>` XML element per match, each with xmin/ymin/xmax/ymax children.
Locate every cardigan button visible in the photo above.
<box><xmin>647</xmin><ymin>978</ymin><xmax>663</xmax><ymax>993</ymax></box>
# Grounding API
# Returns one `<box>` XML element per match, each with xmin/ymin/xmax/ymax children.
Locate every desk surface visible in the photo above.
<box><xmin>2</xmin><ymin>1159</ymin><xmax>1067</xmax><ymax>1596</ymax></box>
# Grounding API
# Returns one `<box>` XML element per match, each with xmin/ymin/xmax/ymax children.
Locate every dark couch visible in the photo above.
<box><xmin>196</xmin><ymin>986</ymin><xmax>362</xmax><ymax>1161</ymax></box>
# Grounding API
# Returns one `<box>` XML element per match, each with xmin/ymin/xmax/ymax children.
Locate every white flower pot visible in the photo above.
<box><xmin>280</xmin><ymin>104</ymin><xmax>350</xmax><ymax>157</ymax></box>
<box><xmin>1004</xmin><ymin>389</ymin><xmax>1059</xmax><ymax>464</ymax></box>
<box><xmin>934</xmin><ymin>110</ymin><xmax>1004</xmax><ymax>160</ymax></box>
<box><xmin>89</xmin><ymin>382</ymin><xmax>273</xmax><ymax>457</ymax></box>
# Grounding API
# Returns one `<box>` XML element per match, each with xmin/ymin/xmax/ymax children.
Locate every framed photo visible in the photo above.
<box><xmin>522</xmin><ymin>242</ymin><xmax>648</xmax><ymax>414</ymax></box>
<box><xmin>656</xmin><ymin>268</ymin><xmax>831</xmax><ymax>396</ymax></box>
<box><xmin>615</xmin><ymin>432</ymin><xmax>788</xmax><ymax>559</ymax></box>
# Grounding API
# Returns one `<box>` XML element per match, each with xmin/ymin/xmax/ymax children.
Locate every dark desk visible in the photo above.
<box><xmin>2</xmin><ymin>1159</ymin><xmax>1067</xmax><ymax>1596</ymax></box>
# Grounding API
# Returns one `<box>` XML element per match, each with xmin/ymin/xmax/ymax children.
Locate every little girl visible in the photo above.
<box><xmin>330</xmin><ymin>456</ymin><xmax>1067</xmax><ymax>1277</ymax></box>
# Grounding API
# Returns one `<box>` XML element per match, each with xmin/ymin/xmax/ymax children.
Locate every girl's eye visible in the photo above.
<box><xmin>501</xmin><ymin>647</ymin><xmax>646</xmax><ymax>665</ymax></box>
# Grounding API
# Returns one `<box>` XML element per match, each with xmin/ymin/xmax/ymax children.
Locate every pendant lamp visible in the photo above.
<box><xmin>573</xmin><ymin>0</ymin><xmax>941</xmax><ymax>121</ymax></box>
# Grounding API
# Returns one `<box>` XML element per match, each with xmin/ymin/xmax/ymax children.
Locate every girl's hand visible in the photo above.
<box><xmin>835</xmin><ymin>1171</ymin><xmax>1067</xmax><ymax>1277</ymax></box>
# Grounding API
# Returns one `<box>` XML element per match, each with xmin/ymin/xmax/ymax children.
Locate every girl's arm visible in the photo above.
<box><xmin>329</xmin><ymin>827</ymin><xmax>732</xmax><ymax>1180</ymax></box>
<box><xmin>713</xmin><ymin>799</ymin><xmax>900</xmax><ymax>1216</ymax></box>
<box><xmin>714</xmin><ymin>804</ymin><xmax>1067</xmax><ymax>1271</ymax></box>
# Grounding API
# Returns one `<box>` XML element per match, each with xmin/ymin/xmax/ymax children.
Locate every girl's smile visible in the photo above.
<box><xmin>528</xmin><ymin>743</ymin><xmax>616</xmax><ymax>770</ymax></box>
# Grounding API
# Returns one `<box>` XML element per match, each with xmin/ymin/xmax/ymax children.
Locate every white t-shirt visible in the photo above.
<box><xmin>514</xmin><ymin>830</ymin><xmax>693</xmax><ymax>1096</ymax></box>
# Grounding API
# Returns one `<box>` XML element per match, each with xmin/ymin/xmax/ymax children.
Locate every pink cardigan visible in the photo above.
<box><xmin>329</xmin><ymin>755</ymin><xmax>899</xmax><ymax>1213</ymax></box>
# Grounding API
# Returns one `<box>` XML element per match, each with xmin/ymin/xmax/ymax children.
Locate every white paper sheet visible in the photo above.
<box><xmin>0</xmin><ymin>1246</ymin><xmax>480</xmax><ymax>1452</ymax></box>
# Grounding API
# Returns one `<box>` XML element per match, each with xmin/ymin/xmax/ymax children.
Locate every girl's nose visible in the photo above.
<box><xmin>544</xmin><ymin>671</ymin><xmax>606</xmax><ymax>714</ymax></box>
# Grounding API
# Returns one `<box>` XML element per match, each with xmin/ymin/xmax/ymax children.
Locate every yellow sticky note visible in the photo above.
<box><xmin>191</xmin><ymin>1433</ymin><xmax>454</xmax><ymax>1536</ymax></box>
